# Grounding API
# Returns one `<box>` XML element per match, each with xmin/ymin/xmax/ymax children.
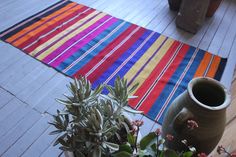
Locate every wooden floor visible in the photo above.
<box><xmin>0</xmin><ymin>0</ymin><xmax>236</xmax><ymax>156</ymax></box>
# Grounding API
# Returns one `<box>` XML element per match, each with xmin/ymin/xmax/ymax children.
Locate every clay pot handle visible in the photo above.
<box><xmin>173</xmin><ymin>107</ymin><xmax>194</xmax><ymax>133</ymax></box>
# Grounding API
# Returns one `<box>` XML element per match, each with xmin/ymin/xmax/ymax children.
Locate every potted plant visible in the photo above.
<box><xmin>49</xmin><ymin>76</ymin><xmax>230</xmax><ymax>157</ymax></box>
<box><xmin>48</xmin><ymin>76</ymin><xmax>142</xmax><ymax>157</ymax></box>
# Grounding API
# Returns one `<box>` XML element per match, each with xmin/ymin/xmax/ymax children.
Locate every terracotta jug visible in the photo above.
<box><xmin>162</xmin><ymin>77</ymin><xmax>231</xmax><ymax>154</ymax></box>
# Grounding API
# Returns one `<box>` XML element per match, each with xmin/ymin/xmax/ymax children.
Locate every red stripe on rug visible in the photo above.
<box><xmin>18</xmin><ymin>6</ymin><xmax>90</xmax><ymax>51</ymax></box>
<box><xmin>138</xmin><ymin>44</ymin><xmax>190</xmax><ymax>113</ymax></box>
<box><xmin>128</xmin><ymin>41</ymin><xmax>181</xmax><ymax>108</ymax></box>
<box><xmin>0</xmin><ymin>0</ymin><xmax>69</xmax><ymax>38</ymax></box>
<box><xmin>8</xmin><ymin>2</ymin><xmax>78</xmax><ymax>44</ymax></box>
<box><xmin>47</xmin><ymin>16</ymin><xmax>117</xmax><ymax>67</ymax></box>
<box><xmin>73</xmin><ymin>24</ymin><xmax>141</xmax><ymax>80</ymax></box>
<box><xmin>138</xmin><ymin>44</ymin><xmax>190</xmax><ymax>114</ymax></box>
<box><xmin>154</xmin><ymin>48</ymin><xmax>199</xmax><ymax>121</ymax></box>
<box><xmin>40</xmin><ymin>14</ymin><xmax>110</xmax><ymax>64</ymax></box>
<box><xmin>130</xmin><ymin>43</ymin><xmax>190</xmax><ymax>114</ymax></box>
<box><xmin>24</xmin><ymin>8</ymin><xmax>95</xmax><ymax>53</ymax></box>
<box><xmin>87</xmin><ymin>28</ymin><xmax>146</xmax><ymax>83</ymax></box>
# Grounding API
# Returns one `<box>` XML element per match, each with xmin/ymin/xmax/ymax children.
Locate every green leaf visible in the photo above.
<box><xmin>140</xmin><ymin>132</ymin><xmax>156</xmax><ymax>150</ymax></box>
<box><xmin>160</xmin><ymin>151</ymin><xmax>164</xmax><ymax>157</ymax></box>
<box><xmin>53</xmin><ymin>138</ymin><xmax>60</xmax><ymax>146</ymax></box>
<box><xmin>49</xmin><ymin>130</ymin><xmax>63</xmax><ymax>135</ymax></box>
<box><xmin>127</xmin><ymin>133</ymin><xmax>135</xmax><ymax>146</ymax></box>
<box><xmin>164</xmin><ymin>149</ymin><xmax>179</xmax><ymax>157</ymax></box>
<box><xmin>92</xmin><ymin>147</ymin><xmax>101</xmax><ymax>157</ymax></box>
<box><xmin>58</xmin><ymin>138</ymin><xmax>68</xmax><ymax>147</ymax></box>
<box><xmin>128</xmin><ymin>83</ymin><xmax>139</xmax><ymax>94</ymax></box>
<box><xmin>56</xmin><ymin>98</ymin><xmax>72</xmax><ymax>106</ymax></box>
<box><xmin>105</xmin><ymin>85</ymin><xmax>115</xmax><ymax>96</ymax></box>
<box><xmin>93</xmin><ymin>84</ymin><xmax>103</xmax><ymax>95</ymax></box>
<box><xmin>59</xmin><ymin>146</ymin><xmax>71</xmax><ymax>151</ymax></box>
<box><xmin>103</xmin><ymin>126</ymin><xmax>118</xmax><ymax>134</ymax></box>
<box><xmin>112</xmin><ymin>151</ymin><xmax>132</xmax><ymax>157</ymax></box>
<box><xmin>158</xmin><ymin>139</ymin><xmax>165</xmax><ymax>146</ymax></box>
<box><xmin>123</xmin><ymin>106</ymin><xmax>143</xmax><ymax>114</ymax></box>
<box><xmin>75</xmin><ymin>151</ymin><xmax>86</xmax><ymax>157</ymax></box>
<box><xmin>120</xmin><ymin>122</ymin><xmax>131</xmax><ymax>134</ymax></box>
<box><xmin>118</xmin><ymin>144</ymin><xmax>133</xmax><ymax>154</ymax></box>
<box><xmin>104</xmin><ymin>142</ymin><xmax>119</xmax><ymax>151</ymax></box>
<box><xmin>150</xmin><ymin>143</ymin><xmax>157</xmax><ymax>152</ymax></box>
<box><xmin>182</xmin><ymin>151</ymin><xmax>193</xmax><ymax>157</ymax></box>
<box><xmin>128</xmin><ymin>95</ymin><xmax>138</xmax><ymax>99</ymax></box>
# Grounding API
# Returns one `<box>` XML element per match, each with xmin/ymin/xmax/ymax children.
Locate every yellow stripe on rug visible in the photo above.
<box><xmin>13</xmin><ymin>5</ymin><xmax>84</xmax><ymax>46</ymax></box>
<box><xmin>6</xmin><ymin>2</ymin><xmax>77</xmax><ymax>43</ymax></box>
<box><xmin>30</xmin><ymin>11</ymin><xmax>103</xmax><ymax>58</ymax></box>
<box><xmin>125</xmin><ymin>36</ymin><xmax>174</xmax><ymax>94</ymax></box>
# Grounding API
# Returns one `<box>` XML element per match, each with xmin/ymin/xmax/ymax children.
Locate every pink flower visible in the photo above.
<box><xmin>166</xmin><ymin>134</ymin><xmax>174</xmax><ymax>141</ymax></box>
<box><xmin>217</xmin><ymin>145</ymin><xmax>225</xmax><ymax>154</ymax></box>
<box><xmin>132</xmin><ymin>120</ymin><xmax>144</xmax><ymax>127</ymax></box>
<box><xmin>155</xmin><ymin>128</ymin><xmax>161</xmax><ymax>136</ymax></box>
<box><xmin>231</xmin><ymin>153</ymin><xmax>236</xmax><ymax>157</ymax></box>
<box><xmin>197</xmin><ymin>153</ymin><xmax>207</xmax><ymax>157</ymax></box>
<box><xmin>187</xmin><ymin>120</ymin><xmax>199</xmax><ymax>130</ymax></box>
<box><xmin>130</xmin><ymin>127</ymin><xmax>137</xmax><ymax>135</ymax></box>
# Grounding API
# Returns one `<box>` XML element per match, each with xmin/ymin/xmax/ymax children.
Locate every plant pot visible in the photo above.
<box><xmin>206</xmin><ymin>0</ymin><xmax>223</xmax><ymax>17</ymax></box>
<box><xmin>162</xmin><ymin>77</ymin><xmax>231</xmax><ymax>154</ymax></box>
<box><xmin>168</xmin><ymin>0</ymin><xmax>182</xmax><ymax>11</ymax></box>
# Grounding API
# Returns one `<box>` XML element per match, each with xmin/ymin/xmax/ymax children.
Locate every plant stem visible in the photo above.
<box><xmin>156</xmin><ymin>136</ymin><xmax>159</xmax><ymax>157</ymax></box>
<box><xmin>134</xmin><ymin>126</ymin><xmax>139</xmax><ymax>153</ymax></box>
<box><xmin>220</xmin><ymin>147</ymin><xmax>232</xmax><ymax>157</ymax></box>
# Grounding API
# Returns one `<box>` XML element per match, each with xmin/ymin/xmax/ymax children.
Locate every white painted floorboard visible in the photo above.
<box><xmin>0</xmin><ymin>0</ymin><xmax>236</xmax><ymax>156</ymax></box>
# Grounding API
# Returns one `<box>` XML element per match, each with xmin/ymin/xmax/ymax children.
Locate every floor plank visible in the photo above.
<box><xmin>40</xmin><ymin>144</ymin><xmax>62</xmax><ymax>157</ymax></box>
<box><xmin>219</xmin><ymin>6</ymin><xmax>236</xmax><ymax>57</ymax></box>
<box><xmin>0</xmin><ymin>0</ymin><xmax>59</xmax><ymax>31</ymax></box>
<box><xmin>0</xmin><ymin>98</ymin><xmax>29</xmax><ymax>138</ymax></box>
<box><xmin>208</xmin><ymin>0</ymin><xmax>236</xmax><ymax>56</ymax></box>
<box><xmin>0</xmin><ymin>0</ymin><xmax>236</xmax><ymax>156</ymax></box>
<box><xmin>210</xmin><ymin>116</ymin><xmax>236</xmax><ymax>156</ymax></box>
<box><xmin>2</xmin><ymin>57</ymin><xmax>40</xmax><ymax>91</ymax></box>
<box><xmin>199</xmin><ymin>0</ymin><xmax>231</xmax><ymax>51</ymax></box>
<box><xmin>221</xmin><ymin>34</ymin><xmax>236</xmax><ymax>88</ymax></box>
<box><xmin>0</xmin><ymin>88</ymin><xmax>14</xmax><ymax>109</ymax></box>
<box><xmin>34</xmin><ymin>77</ymin><xmax>71</xmax><ymax>114</ymax></box>
<box><xmin>25</xmin><ymin>73</ymin><xmax>65</xmax><ymax>108</ymax></box>
<box><xmin>1</xmin><ymin>115</ymin><xmax>51</xmax><ymax>157</ymax></box>
<box><xmin>0</xmin><ymin>109</ymin><xmax>41</xmax><ymax>155</ymax></box>
<box><xmin>9</xmin><ymin>63</ymin><xmax>48</xmax><ymax>95</ymax></box>
<box><xmin>0</xmin><ymin>43</ymin><xmax>25</xmax><ymax>73</ymax></box>
<box><xmin>0</xmin><ymin>97</ymin><xmax>21</xmax><ymax>121</ymax></box>
<box><xmin>0</xmin><ymin>55</ymin><xmax>32</xmax><ymax>86</ymax></box>
<box><xmin>21</xmin><ymin>126</ymin><xmax>59</xmax><ymax>157</ymax></box>
<box><xmin>16</xmin><ymin>68</ymin><xmax>57</xmax><ymax>101</ymax></box>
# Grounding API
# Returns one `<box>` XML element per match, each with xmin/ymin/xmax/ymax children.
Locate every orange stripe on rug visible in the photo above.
<box><xmin>13</xmin><ymin>5</ymin><xmax>84</xmax><ymax>47</ymax></box>
<box><xmin>206</xmin><ymin>56</ymin><xmax>221</xmax><ymax>78</ymax></box>
<box><xmin>6</xmin><ymin>2</ymin><xmax>77</xmax><ymax>43</ymax></box>
<box><xmin>194</xmin><ymin>52</ymin><xmax>212</xmax><ymax>78</ymax></box>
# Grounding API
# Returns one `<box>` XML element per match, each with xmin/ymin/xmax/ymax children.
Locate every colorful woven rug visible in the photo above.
<box><xmin>0</xmin><ymin>0</ymin><xmax>227</xmax><ymax>124</ymax></box>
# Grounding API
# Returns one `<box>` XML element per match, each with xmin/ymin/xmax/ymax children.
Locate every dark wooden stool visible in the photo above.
<box><xmin>175</xmin><ymin>0</ymin><xmax>210</xmax><ymax>34</ymax></box>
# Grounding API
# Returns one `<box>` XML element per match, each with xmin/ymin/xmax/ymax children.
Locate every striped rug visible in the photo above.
<box><xmin>0</xmin><ymin>0</ymin><xmax>227</xmax><ymax>124</ymax></box>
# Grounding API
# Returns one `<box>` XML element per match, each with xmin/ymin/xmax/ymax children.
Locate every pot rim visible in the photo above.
<box><xmin>187</xmin><ymin>77</ymin><xmax>231</xmax><ymax>110</ymax></box>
